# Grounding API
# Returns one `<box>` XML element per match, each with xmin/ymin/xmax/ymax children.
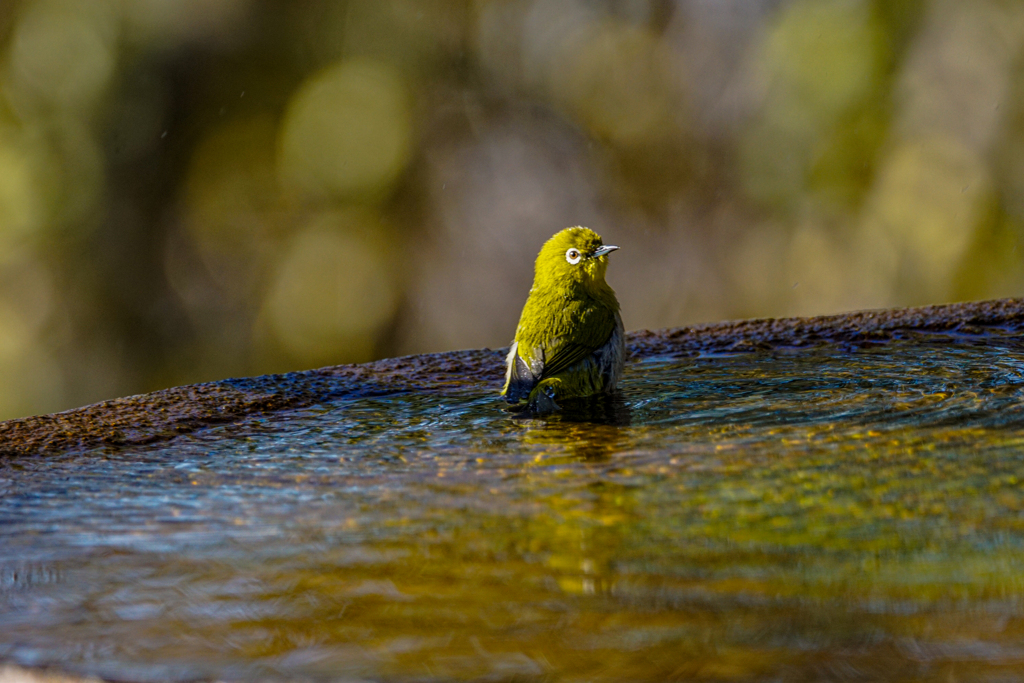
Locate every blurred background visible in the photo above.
<box><xmin>0</xmin><ymin>0</ymin><xmax>1022</xmax><ymax>419</ymax></box>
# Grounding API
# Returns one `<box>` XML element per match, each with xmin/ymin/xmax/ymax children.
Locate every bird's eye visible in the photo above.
<box><xmin>565</xmin><ymin>248</ymin><xmax>582</xmax><ymax>264</ymax></box>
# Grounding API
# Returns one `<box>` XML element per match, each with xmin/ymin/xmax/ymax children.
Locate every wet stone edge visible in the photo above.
<box><xmin>2</xmin><ymin>297</ymin><xmax>1024</xmax><ymax>458</ymax></box>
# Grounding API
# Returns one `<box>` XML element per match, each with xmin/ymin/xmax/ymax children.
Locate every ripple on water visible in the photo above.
<box><xmin>5</xmin><ymin>338</ymin><xmax>1024</xmax><ymax>681</ymax></box>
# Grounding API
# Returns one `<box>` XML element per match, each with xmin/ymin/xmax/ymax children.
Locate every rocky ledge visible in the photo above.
<box><xmin>3</xmin><ymin>298</ymin><xmax>1023</xmax><ymax>458</ymax></box>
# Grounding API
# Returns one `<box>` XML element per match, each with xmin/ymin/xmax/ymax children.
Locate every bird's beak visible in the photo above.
<box><xmin>591</xmin><ymin>245</ymin><xmax>619</xmax><ymax>258</ymax></box>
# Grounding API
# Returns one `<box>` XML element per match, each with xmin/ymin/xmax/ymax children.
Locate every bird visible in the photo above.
<box><xmin>502</xmin><ymin>226</ymin><xmax>625</xmax><ymax>413</ymax></box>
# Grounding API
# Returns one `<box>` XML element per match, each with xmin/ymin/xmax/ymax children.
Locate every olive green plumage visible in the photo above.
<box><xmin>502</xmin><ymin>226</ymin><xmax>625</xmax><ymax>412</ymax></box>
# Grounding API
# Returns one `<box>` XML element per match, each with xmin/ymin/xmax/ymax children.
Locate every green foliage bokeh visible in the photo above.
<box><xmin>0</xmin><ymin>0</ymin><xmax>1022</xmax><ymax>418</ymax></box>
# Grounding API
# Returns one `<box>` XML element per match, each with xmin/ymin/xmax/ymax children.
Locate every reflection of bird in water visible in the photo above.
<box><xmin>502</xmin><ymin>227</ymin><xmax>625</xmax><ymax>414</ymax></box>
<box><xmin>548</xmin><ymin>392</ymin><xmax>633</xmax><ymax>427</ymax></box>
<box><xmin>518</xmin><ymin>403</ymin><xmax>633</xmax><ymax>462</ymax></box>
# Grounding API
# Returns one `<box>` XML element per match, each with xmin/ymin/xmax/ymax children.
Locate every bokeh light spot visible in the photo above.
<box><xmin>9</xmin><ymin>0</ymin><xmax>118</xmax><ymax>110</ymax></box>
<box><xmin>552</xmin><ymin>20</ymin><xmax>681</xmax><ymax>146</ymax></box>
<box><xmin>764</xmin><ymin>0</ymin><xmax>882</xmax><ymax>123</ymax></box>
<box><xmin>0</xmin><ymin>254</ymin><xmax>61</xmax><ymax>417</ymax></box>
<box><xmin>263</xmin><ymin>212</ymin><xmax>399</xmax><ymax>365</ymax></box>
<box><xmin>278</xmin><ymin>60</ymin><xmax>412</xmax><ymax>201</ymax></box>
<box><xmin>0</xmin><ymin>136</ymin><xmax>43</xmax><ymax>240</ymax></box>
<box><xmin>741</xmin><ymin>0</ymin><xmax>884</xmax><ymax>210</ymax></box>
<box><xmin>860</xmin><ymin>136</ymin><xmax>989</xmax><ymax>298</ymax></box>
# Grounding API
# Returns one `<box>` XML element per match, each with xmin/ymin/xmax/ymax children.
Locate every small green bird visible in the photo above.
<box><xmin>502</xmin><ymin>226</ymin><xmax>625</xmax><ymax>413</ymax></box>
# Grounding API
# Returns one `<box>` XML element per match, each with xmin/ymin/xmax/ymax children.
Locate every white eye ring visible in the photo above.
<box><xmin>565</xmin><ymin>248</ymin><xmax>582</xmax><ymax>264</ymax></box>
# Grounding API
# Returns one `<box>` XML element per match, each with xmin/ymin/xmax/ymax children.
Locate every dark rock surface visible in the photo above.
<box><xmin>3</xmin><ymin>298</ymin><xmax>1023</xmax><ymax>458</ymax></box>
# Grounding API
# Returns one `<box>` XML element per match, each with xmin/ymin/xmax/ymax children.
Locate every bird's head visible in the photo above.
<box><xmin>532</xmin><ymin>226</ymin><xmax>618</xmax><ymax>296</ymax></box>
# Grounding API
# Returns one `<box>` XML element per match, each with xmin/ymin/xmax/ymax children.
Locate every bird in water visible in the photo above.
<box><xmin>502</xmin><ymin>226</ymin><xmax>624</xmax><ymax>413</ymax></box>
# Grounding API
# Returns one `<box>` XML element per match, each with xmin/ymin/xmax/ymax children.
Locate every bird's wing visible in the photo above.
<box><xmin>539</xmin><ymin>307</ymin><xmax>617</xmax><ymax>380</ymax></box>
<box><xmin>538</xmin><ymin>340</ymin><xmax>596</xmax><ymax>379</ymax></box>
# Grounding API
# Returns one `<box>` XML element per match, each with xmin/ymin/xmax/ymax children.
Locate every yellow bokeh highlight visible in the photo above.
<box><xmin>0</xmin><ymin>253</ymin><xmax>61</xmax><ymax>417</ymax></box>
<box><xmin>762</xmin><ymin>0</ymin><xmax>882</xmax><ymax>125</ymax></box>
<box><xmin>0</xmin><ymin>134</ymin><xmax>44</xmax><ymax>241</ymax></box>
<box><xmin>277</xmin><ymin>60</ymin><xmax>413</xmax><ymax>201</ymax></box>
<box><xmin>858</xmin><ymin>136</ymin><xmax>989</xmax><ymax>299</ymax></box>
<box><xmin>741</xmin><ymin>0</ymin><xmax>884</xmax><ymax>209</ymax></box>
<box><xmin>552</xmin><ymin>20</ymin><xmax>680</xmax><ymax>147</ymax></box>
<box><xmin>262</xmin><ymin>211</ymin><xmax>399</xmax><ymax>365</ymax></box>
<box><xmin>8</xmin><ymin>0</ymin><xmax>118</xmax><ymax>110</ymax></box>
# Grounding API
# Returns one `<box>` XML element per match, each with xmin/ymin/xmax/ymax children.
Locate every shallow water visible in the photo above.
<box><xmin>5</xmin><ymin>336</ymin><xmax>1024</xmax><ymax>681</ymax></box>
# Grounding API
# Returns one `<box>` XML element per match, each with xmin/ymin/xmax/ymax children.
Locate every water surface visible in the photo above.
<box><xmin>5</xmin><ymin>336</ymin><xmax>1024</xmax><ymax>681</ymax></box>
